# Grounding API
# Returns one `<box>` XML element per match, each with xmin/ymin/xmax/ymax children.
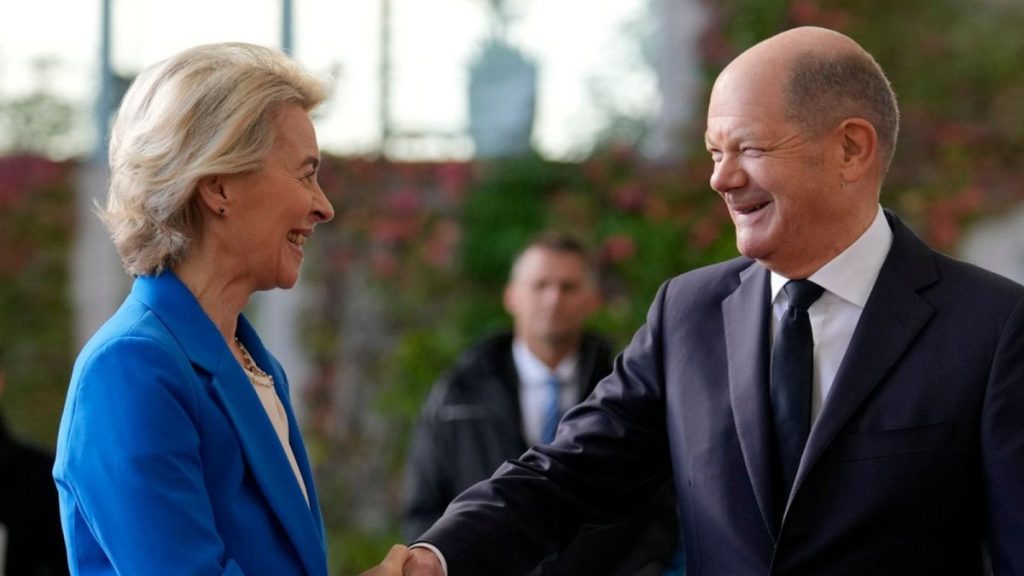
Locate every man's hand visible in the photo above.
<box><xmin>360</xmin><ymin>544</ymin><xmax>411</xmax><ymax>575</ymax></box>
<box><xmin>403</xmin><ymin>547</ymin><xmax>445</xmax><ymax>576</ymax></box>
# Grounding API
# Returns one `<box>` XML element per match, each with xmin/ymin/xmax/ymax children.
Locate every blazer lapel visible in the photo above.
<box><xmin>228</xmin><ymin>318</ymin><xmax>327</xmax><ymax>575</ymax></box>
<box><xmin>722</xmin><ymin>261</ymin><xmax>778</xmax><ymax>538</ymax></box>
<box><xmin>791</xmin><ymin>213</ymin><xmax>938</xmax><ymax>503</ymax></box>
<box><xmin>134</xmin><ymin>272</ymin><xmax>326</xmax><ymax>576</ymax></box>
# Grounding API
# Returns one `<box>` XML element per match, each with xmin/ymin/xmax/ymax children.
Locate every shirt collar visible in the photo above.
<box><xmin>771</xmin><ymin>205</ymin><xmax>892</xmax><ymax>307</ymax></box>
<box><xmin>512</xmin><ymin>338</ymin><xmax>578</xmax><ymax>388</ymax></box>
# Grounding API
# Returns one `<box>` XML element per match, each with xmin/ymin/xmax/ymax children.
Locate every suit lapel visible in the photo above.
<box><xmin>723</xmin><ymin>261</ymin><xmax>778</xmax><ymax>537</ymax></box>
<box><xmin>228</xmin><ymin>318</ymin><xmax>327</xmax><ymax>575</ymax></box>
<box><xmin>134</xmin><ymin>272</ymin><xmax>326</xmax><ymax>576</ymax></box>
<box><xmin>791</xmin><ymin>214</ymin><xmax>938</xmax><ymax>503</ymax></box>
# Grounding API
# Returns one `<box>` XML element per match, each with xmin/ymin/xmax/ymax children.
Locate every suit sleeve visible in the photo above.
<box><xmin>417</xmin><ymin>282</ymin><xmax>676</xmax><ymax>576</ymax></box>
<box><xmin>982</xmin><ymin>293</ymin><xmax>1024</xmax><ymax>574</ymax></box>
<box><xmin>55</xmin><ymin>336</ymin><xmax>244</xmax><ymax>575</ymax></box>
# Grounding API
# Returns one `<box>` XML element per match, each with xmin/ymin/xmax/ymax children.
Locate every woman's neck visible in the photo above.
<box><xmin>172</xmin><ymin>247</ymin><xmax>250</xmax><ymax>343</ymax></box>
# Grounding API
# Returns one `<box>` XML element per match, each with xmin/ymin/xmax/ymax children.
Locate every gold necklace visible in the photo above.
<box><xmin>235</xmin><ymin>337</ymin><xmax>274</xmax><ymax>388</ymax></box>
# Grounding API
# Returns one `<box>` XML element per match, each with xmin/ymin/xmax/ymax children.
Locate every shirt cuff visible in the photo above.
<box><xmin>409</xmin><ymin>542</ymin><xmax>448</xmax><ymax>575</ymax></box>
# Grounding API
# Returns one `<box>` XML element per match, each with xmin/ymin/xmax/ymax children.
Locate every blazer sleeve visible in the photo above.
<box><xmin>982</xmin><ymin>293</ymin><xmax>1024</xmax><ymax>574</ymax></box>
<box><xmin>418</xmin><ymin>282</ymin><xmax>676</xmax><ymax>575</ymax></box>
<box><xmin>55</xmin><ymin>335</ymin><xmax>244</xmax><ymax>576</ymax></box>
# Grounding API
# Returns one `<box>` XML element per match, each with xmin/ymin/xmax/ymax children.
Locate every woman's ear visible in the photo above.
<box><xmin>197</xmin><ymin>175</ymin><xmax>228</xmax><ymax>216</ymax></box>
<box><xmin>838</xmin><ymin>118</ymin><xmax>878</xmax><ymax>183</ymax></box>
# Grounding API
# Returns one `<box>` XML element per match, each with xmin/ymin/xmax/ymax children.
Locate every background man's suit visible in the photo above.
<box><xmin>418</xmin><ymin>211</ymin><xmax>1024</xmax><ymax>575</ymax></box>
<box><xmin>404</xmin><ymin>331</ymin><xmax>679</xmax><ymax>575</ymax></box>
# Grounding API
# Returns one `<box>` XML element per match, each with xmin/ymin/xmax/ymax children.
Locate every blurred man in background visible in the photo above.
<box><xmin>402</xmin><ymin>232</ymin><xmax>680</xmax><ymax>576</ymax></box>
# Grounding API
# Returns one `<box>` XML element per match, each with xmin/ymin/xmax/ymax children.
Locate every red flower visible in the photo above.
<box><xmin>611</xmin><ymin>184</ymin><xmax>648</xmax><ymax>213</ymax></box>
<box><xmin>602</xmin><ymin>234</ymin><xmax>636</xmax><ymax>264</ymax></box>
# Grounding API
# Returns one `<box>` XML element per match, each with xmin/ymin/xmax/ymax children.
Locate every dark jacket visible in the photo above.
<box><xmin>0</xmin><ymin>412</ymin><xmax>69</xmax><ymax>576</ymax></box>
<box><xmin>403</xmin><ymin>331</ymin><xmax>679</xmax><ymax>576</ymax></box>
<box><xmin>419</xmin><ymin>212</ymin><xmax>1024</xmax><ymax>575</ymax></box>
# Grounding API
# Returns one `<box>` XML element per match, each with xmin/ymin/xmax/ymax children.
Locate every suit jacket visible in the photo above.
<box><xmin>0</xmin><ymin>413</ymin><xmax>69</xmax><ymax>575</ymax></box>
<box><xmin>53</xmin><ymin>271</ymin><xmax>327</xmax><ymax>576</ymax></box>
<box><xmin>419</xmin><ymin>211</ymin><xmax>1024</xmax><ymax>575</ymax></box>
<box><xmin>403</xmin><ymin>331</ymin><xmax>679</xmax><ymax>576</ymax></box>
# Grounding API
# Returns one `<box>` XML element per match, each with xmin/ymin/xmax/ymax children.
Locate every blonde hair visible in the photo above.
<box><xmin>102</xmin><ymin>42</ymin><xmax>328</xmax><ymax>276</ymax></box>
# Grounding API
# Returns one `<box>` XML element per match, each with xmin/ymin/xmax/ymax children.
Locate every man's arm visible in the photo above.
<box><xmin>404</xmin><ymin>547</ymin><xmax>445</xmax><ymax>575</ymax></box>
<box><xmin>982</xmin><ymin>294</ymin><xmax>1024</xmax><ymax>574</ymax></box>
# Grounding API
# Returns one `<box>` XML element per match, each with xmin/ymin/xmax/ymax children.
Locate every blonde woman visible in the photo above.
<box><xmin>53</xmin><ymin>43</ymin><xmax>408</xmax><ymax>575</ymax></box>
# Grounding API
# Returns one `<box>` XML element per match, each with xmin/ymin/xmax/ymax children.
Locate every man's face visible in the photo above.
<box><xmin>504</xmin><ymin>247</ymin><xmax>598</xmax><ymax>349</ymax></box>
<box><xmin>704</xmin><ymin>62</ymin><xmax>852</xmax><ymax>277</ymax></box>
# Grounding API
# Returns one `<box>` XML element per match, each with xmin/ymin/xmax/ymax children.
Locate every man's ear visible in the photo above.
<box><xmin>196</xmin><ymin>175</ymin><xmax>229</xmax><ymax>216</ymax></box>
<box><xmin>502</xmin><ymin>283</ymin><xmax>517</xmax><ymax>316</ymax></box>
<box><xmin>838</xmin><ymin>118</ymin><xmax>878</xmax><ymax>183</ymax></box>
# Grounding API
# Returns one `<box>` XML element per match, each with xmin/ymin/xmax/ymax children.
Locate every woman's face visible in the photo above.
<box><xmin>220</xmin><ymin>104</ymin><xmax>334</xmax><ymax>291</ymax></box>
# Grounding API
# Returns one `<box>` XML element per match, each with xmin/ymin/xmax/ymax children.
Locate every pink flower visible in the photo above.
<box><xmin>423</xmin><ymin>220</ymin><xmax>461</xmax><ymax>270</ymax></box>
<box><xmin>370</xmin><ymin>216</ymin><xmax>420</xmax><ymax>245</ymax></box>
<box><xmin>371</xmin><ymin>250</ymin><xmax>400</xmax><ymax>279</ymax></box>
<box><xmin>611</xmin><ymin>184</ymin><xmax>648</xmax><ymax>213</ymax></box>
<box><xmin>602</xmin><ymin>234</ymin><xmax>636</xmax><ymax>264</ymax></box>
<box><xmin>388</xmin><ymin>188</ymin><xmax>421</xmax><ymax>214</ymax></box>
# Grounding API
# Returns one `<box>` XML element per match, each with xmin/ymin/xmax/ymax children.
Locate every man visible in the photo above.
<box><xmin>402</xmin><ymin>232</ymin><xmax>679</xmax><ymax>576</ymax></box>
<box><xmin>0</xmin><ymin>350</ymin><xmax>69</xmax><ymax>576</ymax></box>
<box><xmin>398</xmin><ymin>26</ymin><xmax>1024</xmax><ymax>575</ymax></box>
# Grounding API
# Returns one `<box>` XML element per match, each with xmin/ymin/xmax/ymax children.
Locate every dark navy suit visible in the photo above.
<box><xmin>419</xmin><ymin>212</ymin><xmax>1024</xmax><ymax>575</ymax></box>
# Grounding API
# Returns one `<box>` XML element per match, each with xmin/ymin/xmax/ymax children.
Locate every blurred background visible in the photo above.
<box><xmin>2</xmin><ymin>0</ymin><xmax>1024</xmax><ymax>572</ymax></box>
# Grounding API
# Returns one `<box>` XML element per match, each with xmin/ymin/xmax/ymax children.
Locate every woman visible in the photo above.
<box><xmin>53</xmin><ymin>43</ymin><xmax>407</xmax><ymax>575</ymax></box>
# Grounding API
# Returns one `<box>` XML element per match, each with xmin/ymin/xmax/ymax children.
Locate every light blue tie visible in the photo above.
<box><xmin>541</xmin><ymin>374</ymin><xmax>562</xmax><ymax>443</ymax></box>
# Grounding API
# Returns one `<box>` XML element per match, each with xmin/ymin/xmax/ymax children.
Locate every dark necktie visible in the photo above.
<box><xmin>771</xmin><ymin>279</ymin><xmax>825</xmax><ymax>515</ymax></box>
<box><xmin>541</xmin><ymin>375</ymin><xmax>562</xmax><ymax>443</ymax></box>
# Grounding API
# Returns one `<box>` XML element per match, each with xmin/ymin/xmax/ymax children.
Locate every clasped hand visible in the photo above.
<box><xmin>360</xmin><ymin>545</ymin><xmax>444</xmax><ymax>576</ymax></box>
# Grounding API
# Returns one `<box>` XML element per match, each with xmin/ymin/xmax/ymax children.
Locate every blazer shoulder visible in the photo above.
<box><xmin>927</xmin><ymin>252</ymin><xmax>1024</xmax><ymax>324</ymax></box>
<box><xmin>934</xmin><ymin>251</ymin><xmax>1024</xmax><ymax>295</ymax></box>
<box><xmin>660</xmin><ymin>256</ymin><xmax>756</xmax><ymax>307</ymax></box>
<box><xmin>77</xmin><ymin>298</ymin><xmax>181</xmax><ymax>369</ymax></box>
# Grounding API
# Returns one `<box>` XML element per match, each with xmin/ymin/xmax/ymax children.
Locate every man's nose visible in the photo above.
<box><xmin>710</xmin><ymin>155</ymin><xmax>747</xmax><ymax>193</ymax></box>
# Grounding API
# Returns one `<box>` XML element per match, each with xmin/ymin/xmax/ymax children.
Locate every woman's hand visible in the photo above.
<box><xmin>359</xmin><ymin>544</ymin><xmax>411</xmax><ymax>575</ymax></box>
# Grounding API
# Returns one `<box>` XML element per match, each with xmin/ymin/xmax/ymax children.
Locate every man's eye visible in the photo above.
<box><xmin>741</xmin><ymin>148</ymin><xmax>764</xmax><ymax>157</ymax></box>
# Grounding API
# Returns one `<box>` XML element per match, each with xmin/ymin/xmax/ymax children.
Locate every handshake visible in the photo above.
<box><xmin>361</xmin><ymin>545</ymin><xmax>443</xmax><ymax>576</ymax></box>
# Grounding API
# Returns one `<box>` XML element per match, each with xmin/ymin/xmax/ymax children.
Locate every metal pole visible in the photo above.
<box><xmin>95</xmin><ymin>0</ymin><xmax>113</xmax><ymax>162</ymax></box>
<box><xmin>379</xmin><ymin>0</ymin><xmax>391</xmax><ymax>152</ymax></box>
<box><xmin>282</xmin><ymin>0</ymin><xmax>294</xmax><ymax>54</ymax></box>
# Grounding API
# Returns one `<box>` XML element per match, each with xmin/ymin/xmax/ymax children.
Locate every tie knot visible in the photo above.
<box><xmin>783</xmin><ymin>279</ymin><xmax>825</xmax><ymax>310</ymax></box>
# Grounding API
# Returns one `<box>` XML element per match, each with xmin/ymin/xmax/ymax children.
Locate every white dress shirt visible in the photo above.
<box><xmin>512</xmin><ymin>339</ymin><xmax>579</xmax><ymax>446</ymax></box>
<box><xmin>769</xmin><ymin>205</ymin><xmax>892</xmax><ymax>424</ymax></box>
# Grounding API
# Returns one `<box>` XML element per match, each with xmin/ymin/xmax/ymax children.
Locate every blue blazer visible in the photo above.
<box><xmin>54</xmin><ymin>271</ymin><xmax>327</xmax><ymax>576</ymax></box>
<box><xmin>419</xmin><ymin>211</ymin><xmax>1024</xmax><ymax>575</ymax></box>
